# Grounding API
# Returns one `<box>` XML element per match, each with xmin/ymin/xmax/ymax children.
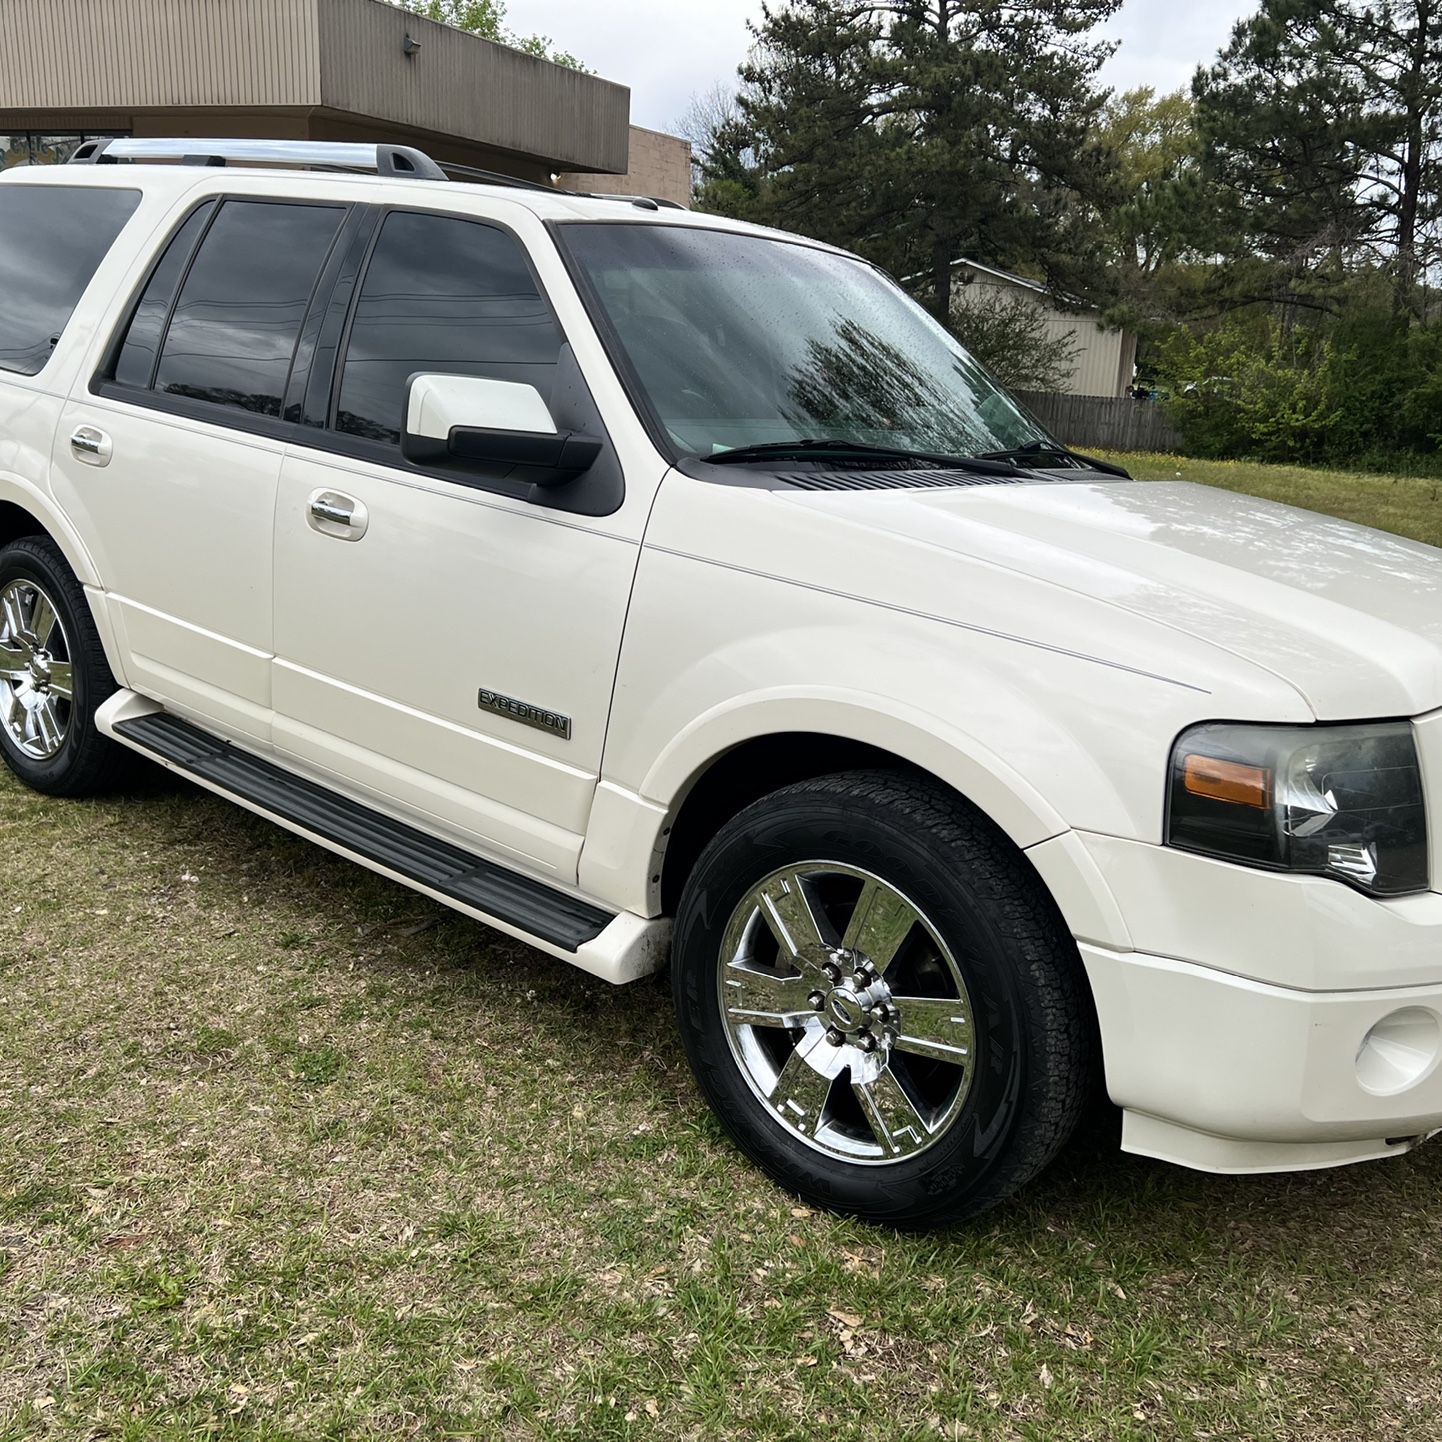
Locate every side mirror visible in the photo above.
<box><xmin>401</xmin><ymin>373</ymin><xmax>603</xmax><ymax>486</ymax></box>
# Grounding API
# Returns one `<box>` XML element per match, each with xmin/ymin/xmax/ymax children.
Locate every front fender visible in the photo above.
<box><xmin>585</xmin><ymin>557</ymin><xmax>1222</xmax><ymax>922</ymax></box>
<box><xmin>643</xmin><ymin>685</ymin><xmax>1068</xmax><ymax>849</ymax></box>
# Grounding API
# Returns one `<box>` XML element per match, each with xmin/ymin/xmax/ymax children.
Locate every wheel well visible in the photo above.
<box><xmin>0</xmin><ymin>502</ymin><xmax>46</xmax><ymax>551</ymax></box>
<box><xmin>659</xmin><ymin>733</ymin><xmax>927</xmax><ymax>912</ymax></box>
<box><xmin>657</xmin><ymin>731</ymin><xmax>1105</xmax><ymax>1090</ymax></box>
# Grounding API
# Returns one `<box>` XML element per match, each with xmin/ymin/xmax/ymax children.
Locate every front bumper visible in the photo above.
<box><xmin>1033</xmin><ymin>831</ymin><xmax>1442</xmax><ymax>1173</ymax></box>
<box><xmin>1082</xmin><ymin>942</ymin><xmax>1442</xmax><ymax>1172</ymax></box>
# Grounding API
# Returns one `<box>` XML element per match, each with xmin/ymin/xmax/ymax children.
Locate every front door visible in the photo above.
<box><xmin>270</xmin><ymin>207</ymin><xmax>640</xmax><ymax>882</ymax></box>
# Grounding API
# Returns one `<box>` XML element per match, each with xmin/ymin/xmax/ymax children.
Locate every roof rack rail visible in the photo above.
<box><xmin>585</xmin><ymin>192</ymin><xmax>687</xmax><ymax>211</ymax></box>
<box><xmin>68</xmin><ymin>137</ymin><xmax>448</xmax><ymax>180</ymax></box>
<box><xmin>433</xmin><ymin>159</ymin><xmax>560</xmax><ymax>193</ymax></box>
<box><xmin>64</xmin><ymin>138</ymin><xmax>691</xmax><ymax>211</ymax></box>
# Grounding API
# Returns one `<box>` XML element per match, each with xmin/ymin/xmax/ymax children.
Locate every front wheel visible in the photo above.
<box><xmin>672</xmin><ymin>770</ymin><xmax>1095</xmax><ymax>1228</ymax></box>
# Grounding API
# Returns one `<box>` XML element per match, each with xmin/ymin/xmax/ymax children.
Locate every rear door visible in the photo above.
<box><xmin>51</xmin><ymin>196</ymin><xmax>348</xmax><ymax>745</ymax></box>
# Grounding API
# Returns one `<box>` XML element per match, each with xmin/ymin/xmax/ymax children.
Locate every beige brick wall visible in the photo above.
<box><xmin>558</xmin><ymin>124</ymin><xmax>692</xmax><ymax>208</ymax></box>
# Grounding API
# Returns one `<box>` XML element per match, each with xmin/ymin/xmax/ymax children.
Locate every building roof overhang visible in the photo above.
<box><xmin>0</xmin><ymin>0</ymin><xmax>630</xmax><ymax>175</ymax></box>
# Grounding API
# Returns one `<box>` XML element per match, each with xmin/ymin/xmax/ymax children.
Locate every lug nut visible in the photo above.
<box><xmin>825</xmin><ymin>1027</ymin><xmax>846</xmax><ymax>1047</ymax></box>
<box><xmin>808</xmin><ymin>991</ymin><xmax>826</xmax><ymax>1010</ymax></box>
<box><xmin>822</xmin><ymin>963</ymin><xmax>842</xmax><ymax>984</ymax></box>
<box><xmin>857</xmin><ymin>1031</ymin><xmax>878</xmax><ymax>1052</ymax></box>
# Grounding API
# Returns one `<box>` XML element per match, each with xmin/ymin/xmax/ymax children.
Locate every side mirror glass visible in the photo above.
<box><xmin>401</xmin><ymin>373</ymin><xmax>603</xmax><ymax>486</ymax></box>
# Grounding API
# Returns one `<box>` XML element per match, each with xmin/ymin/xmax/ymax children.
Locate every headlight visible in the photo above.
<box><xmin>1167</xmin><ymin>721</ymin><xmax>1428</xmax><ymax>896</ymax></box>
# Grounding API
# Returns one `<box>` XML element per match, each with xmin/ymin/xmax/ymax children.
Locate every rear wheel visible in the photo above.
<box><xmin>672</xmin><ymin>770</ymin><xmax>1094</xmax><ymax>1228</ymax></box>
<box><xmin>0</xmin><ymin>536</ymin><xmax>130</xmax><ymax>797</ymax></box>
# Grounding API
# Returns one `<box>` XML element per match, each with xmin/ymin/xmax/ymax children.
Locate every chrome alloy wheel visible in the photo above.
<box><xmin>0</xmin><ymin>577</ymin><xmax>75</xmax><ymax>761</ymax></box>
<box><xmin>718</xmin><ymin>862</ymin><xmax>976</xmax><ymax>1165</ymax></box>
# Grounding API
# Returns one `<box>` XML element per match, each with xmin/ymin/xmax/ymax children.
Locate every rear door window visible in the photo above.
<box><xmin>0</xmin><ymin>184</ymin><xmax>140</xmax><ymax>375</ymax></box>
<box><xmin>151</xmin><ymin>199</ymin><xmax>344</xmax><ymax>418</ymax></box>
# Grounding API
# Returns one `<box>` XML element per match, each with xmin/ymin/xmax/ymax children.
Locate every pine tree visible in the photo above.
<box><xmin>710</xmin><ymin>0</ymin><xmax>1122</xmax><ymax>320</ymax></box>
<box><xmin>1352</xmin><ymin>0</ymin><xmax>1442</xmax><ymax>304</ymax></box>
<box><xmin>1194</xmin><ymin>0</ymin><xmax>1441</xmax><ymax>315</ymax></box>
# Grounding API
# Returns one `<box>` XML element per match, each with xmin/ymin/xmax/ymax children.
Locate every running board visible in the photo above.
<box><xmin>99</xmin><ymin>692</ymin><xmax>669</xmax><ymax>982</ymax></box>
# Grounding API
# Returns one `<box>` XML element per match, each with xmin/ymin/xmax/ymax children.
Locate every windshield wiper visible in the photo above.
<box><xmin>972</xmin><ymin>439</ymin><xmax>1130</xmax><ymax>478</ymax></box>
<box><xmin>705</xmin><ymin>438</ymin><xmax>1026</xmax><ymax>475</ymax></box>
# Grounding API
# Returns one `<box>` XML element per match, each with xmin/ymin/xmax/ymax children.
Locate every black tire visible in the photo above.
<box><xmin>672</xmin><ymin>769</ymin><xmax>1095</xmax><ymax>1228</ymax></box>
<box><xmin>0</xmin><ymin>535</ymin><xmax>132</xmax><ymax>797</ymax></box>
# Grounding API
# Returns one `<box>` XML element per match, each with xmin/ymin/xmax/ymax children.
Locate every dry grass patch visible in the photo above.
<box><xmin>3</xmin><ymin>772</ymin><xmax>1441</xmax><ymax>1439</ymax></box>
<box><xmin>7</xmin><ymin>452</ymin><xmax>1442</xmax><ymax>1437</ymax></box>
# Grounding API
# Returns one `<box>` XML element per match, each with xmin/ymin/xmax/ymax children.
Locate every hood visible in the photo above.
<box><xmin>783</xmin><ymin>477</ymin><xmax>1442</xmax><ymax>719</ymax></box>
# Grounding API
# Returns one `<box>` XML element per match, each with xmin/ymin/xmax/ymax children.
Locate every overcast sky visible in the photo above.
<box><xmin>506</xmin><ymin>0</ymin><xmax>1257</xmax><ymax>132</ymax></box>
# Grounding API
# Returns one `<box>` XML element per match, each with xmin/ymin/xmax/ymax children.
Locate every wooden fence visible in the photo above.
<box><xmin>1014</xmin><ymin>391</ymin><xmax>1183</xmax><ymax>454</ymax></box>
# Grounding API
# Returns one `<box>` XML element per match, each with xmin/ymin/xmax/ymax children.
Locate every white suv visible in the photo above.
<box><xmin>3</xmin><ymin>138</ymin><xmax>1441</xmax><ymax>1227</ymax></box>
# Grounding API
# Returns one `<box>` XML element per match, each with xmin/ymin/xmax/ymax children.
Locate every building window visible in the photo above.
<box><xmin>0</xmin><ymin>132</ymin><xmax>128</xmax><ymax>170</ymax></box>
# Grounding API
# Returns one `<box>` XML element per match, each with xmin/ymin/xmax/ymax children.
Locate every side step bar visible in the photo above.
<box><xmin>99</xmin><ymin>694</ymin><xmax>669</xmax><ymax>982</ymax></box>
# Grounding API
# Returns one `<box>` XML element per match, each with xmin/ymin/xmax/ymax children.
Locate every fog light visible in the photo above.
<box><xmin>1356</xmin><ymin>1008</ymin><xmax>1442</xmax><ymax>1095</ymax></box>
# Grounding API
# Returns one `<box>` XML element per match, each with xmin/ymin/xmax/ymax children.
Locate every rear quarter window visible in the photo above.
<box><xmin>0</xmin><ymin>184</ymin><xmax>140</xmax><ymax>376</ymax></box>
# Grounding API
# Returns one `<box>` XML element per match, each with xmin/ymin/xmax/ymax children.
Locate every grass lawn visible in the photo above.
<box><xmin>5</xmin><ymin>454</ymin><xmax>1442</xmax><ymax>1440</ymax></box>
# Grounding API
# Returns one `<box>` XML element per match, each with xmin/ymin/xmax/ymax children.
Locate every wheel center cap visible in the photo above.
<box><xmin>826</xmin><ymin>988</ymin><xmax>866</xmax><ymax>1031</ymax></box>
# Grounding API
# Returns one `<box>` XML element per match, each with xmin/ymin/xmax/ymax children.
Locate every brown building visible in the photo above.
<box><xmin>0</xmin><ymin>0</ymin><xmax>691</xmax><ymax>204</ymax></box>
<box><xmin>557</xmin><ymin>125</ymin><xmax>692</xmax><ymax>207</ymax></box>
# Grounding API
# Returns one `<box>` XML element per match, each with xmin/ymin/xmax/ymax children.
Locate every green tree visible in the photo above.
<box><xmin>1194</xmin><ymin>0</ymin><xmax>1366</xmax><ymax>308</ymax></box>
<box><xmin>1161</xmin><ymin>322</ymin><xmax>1349</xmax><ymax>461</ymax></box>
<box><xmin>1343</xmin><ymin>0</ymin><xmax>1442</xmax><ymax>304</ymax></box>
<box><xmin>1194</xmin><ymin>0</ymin><xmax>1441</xmax><ymax>315</ymax></box>
<box><xmin>393</xmin><ymin>0</ymin><xmax>584</xmax><ymax>68</ymax></box>
<box><xmin>1159</xmin><ymin>285</ymin><xmax>1442</xmax><ymax>464</ymax></box>
<box><xmin>1096</xmin><ymin>88</ymin><xmax>1213</xmax><ymax>328</ymax></box>
<box><xmin>704</xmin><ymin>0</ymin><xmax>1122</xmax><ymax>322</ymax></box>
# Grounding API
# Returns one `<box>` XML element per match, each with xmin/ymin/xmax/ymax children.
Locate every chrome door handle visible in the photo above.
<box><xmin>306</xmin><ymin>489</ymin><xmax>368</xmax><ymax>541</ymax></box>
<box><xmin>310</xmin><ymin>496</ymin><xmax>354</xmax><ymax>526</ymax></box>
<box><xmin>70</xmin><ymin>425</ymin><xmax>113</xmax><ymax>466</ymax></box>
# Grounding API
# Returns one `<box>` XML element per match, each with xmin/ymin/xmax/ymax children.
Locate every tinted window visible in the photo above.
<box><xmin>154</xmin><ymin>200</ymin><xmax>343</xmax><ymax>417</ymax></box>
<box><xmin>113</xmin><ymin>201</ymin><xmax>214</xmax><ymax>388</ymax></box>
<box><xmin>335</xmin><ymin>211</ymin><xmax>562</xmax><ymax>446</ymax></box>
<box><xmin>0</xmin><ymin>184</ymin><xmax>140</xmax><ymax>375</ymax></box>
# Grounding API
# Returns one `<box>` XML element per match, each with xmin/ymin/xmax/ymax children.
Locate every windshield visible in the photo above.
<box><xmin>560</xmin><ymin>222</ymin><xmax>1052</xmax><ymax>462</ymax></box>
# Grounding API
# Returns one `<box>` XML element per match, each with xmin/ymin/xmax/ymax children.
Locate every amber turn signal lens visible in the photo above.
<box><xmin>1181</xmin><ymin>754</ymin><xmax>1272</xmax><ymax>809</ymax></box>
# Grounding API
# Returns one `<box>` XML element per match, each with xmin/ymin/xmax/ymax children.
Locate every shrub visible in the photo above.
<box><xmin>1159</xmin><ymin>310</ymin><xmax>1442</xmax><ymax>467</ymax></box>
